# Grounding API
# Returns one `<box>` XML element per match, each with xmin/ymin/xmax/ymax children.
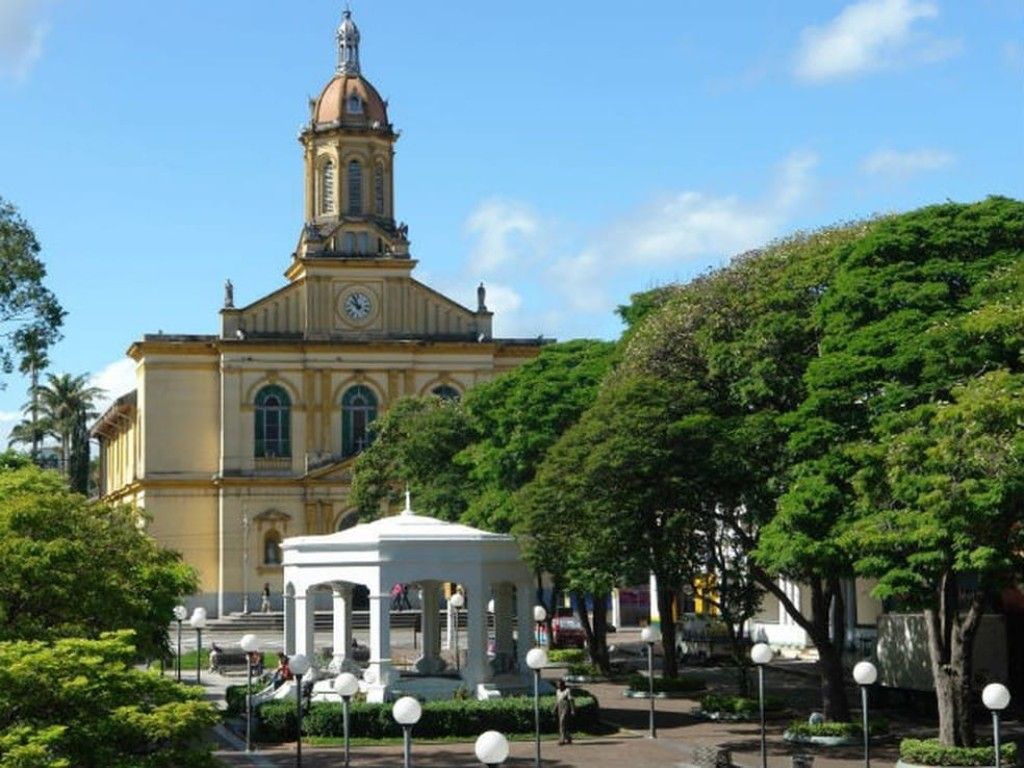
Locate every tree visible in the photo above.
<box><xmin>351</xmin><ymin>395</ymin><xmax>476</xmax><ymax>522</ymax></box>
<box><xmin>33</xmin><ymin>372</ymin><xmax>102</xmax><ymax>492</ymax></box>
<box><xmin>847</xmin><ymin>372</ymin><xmax>1023</xmax><ymax>746</ymax></box>
<box><xmin>624</xmin><ymin>222</ymin><xmax>871</xmax><ymax>717</ymax></box>
<box><xmin>0</xmin><ymin>631</ymin><xmax>218</xmax><ymax>767</ymax></box>
<box><xmin>790</xmin><ymin>198</ymin><xmax>1024</xmax><ymax>745</ymax></box>
<box><xmin>0</xmin><ymin>464</ymin><xmax>199</xmax><ymax>659</ymax></box>
<box><xmin>0</xmin><ymin>198</ymin><xmax>64</xmax><ymax>388</ymax></box>
<box><xmin>519</xmin><ymin>373</ymin><xmax>713</xmax><ymax>677</ymax></box>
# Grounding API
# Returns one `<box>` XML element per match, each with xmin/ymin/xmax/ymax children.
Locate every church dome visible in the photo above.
<box><xmin>313</xmin><ymin>74</ymin><xmax>389</xmax><ymax>127</ymax></box>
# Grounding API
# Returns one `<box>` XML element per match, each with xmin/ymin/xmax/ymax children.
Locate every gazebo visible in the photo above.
<box><xmin>280</xmin><ymin>494</ymin><xmax>535</xmax><ymax>701</ymax></box>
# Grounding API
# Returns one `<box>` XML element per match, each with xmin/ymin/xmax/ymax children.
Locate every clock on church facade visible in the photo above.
<box><xmin>92</xmin><ymin>10</ymin><xmax>545</xmax><ymax>616</ymax></box>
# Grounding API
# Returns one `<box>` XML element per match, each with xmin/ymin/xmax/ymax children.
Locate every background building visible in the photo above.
<box><xmin>93</xmin><ymin>11</ymin><xmax>544</xmax><ymax>615</ymax></box>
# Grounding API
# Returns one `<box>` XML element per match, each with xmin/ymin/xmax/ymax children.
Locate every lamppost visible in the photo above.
<box><xmin>982</xmin><ymin>683</ymin><xmax>1011</xmax><ymax>768</ymax></box>
<box><xmin>290</xmin><ymin>653</ymin><xmax>311</xmax><ymax>768</ymax></box>
<box><xmin>533</xmin><ymin>605</ymin><xmax>547</xmax><ymax>647</ymax></box>
<box><xmin>450</xmin><ymin>591</ymin><xmax>465</xmax><ymax>672</ymax></box>
<box><xmin>242</xmin><ymin>513</ymin><xmax>250</xmax><ymax>614</ymax></box>
<box><xmin>240</xmin><ymin>633</ymin><xmax>259</xmax><ymax>752</ymax></box>
<box><xmin>852</xmin><ymin>660</ymin><xmax>877</xmax><ymax>768</ymax></box>
<box><xmin>526</xmin><ymin>647</ymin><xmax>548</xmax><ymax>768</ymax></box>
<box><xmin>750</xmin><ymin>642</ymin><xmax>773</xmax><ymax>768</ymax></box>
<box><xmin>334</xmin><ymin>672</ymin><xmax>359</xmax><ymax>767</ymax></box>
<box><xmin>640</xmin><ymin>625</ymin><xmax>660</xmax><ymax>738</ymax></box>
<box><xmin>173</xmin><ymin>605</ymin><xmax>187</xmax><ymax>682</ymax></box>
<box><xmin>189</xmin><ymin>607</ymin><xmax>207</xmax><ymax>684</ymax></box>
<box><xmin>393</xmin><ymin>696</ymin><xmax>423</xmax><ymax>768</ymax></box>
<box><xmin>475</xmin><ymin>730</ymin><xmax>511</xmax><ymax>767</ymax></box>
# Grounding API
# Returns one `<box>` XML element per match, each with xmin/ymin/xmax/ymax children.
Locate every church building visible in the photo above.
<box><xmin>92</xmin><ymin>11</ymin><xmax>545</xmax><ymax>616</ymax></box>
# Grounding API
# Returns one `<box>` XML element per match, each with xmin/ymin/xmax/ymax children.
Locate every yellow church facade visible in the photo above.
<box><xmin>92</xmin><ymin>11</ymin><xmax>544</xmax><ymax>616</ymax></box>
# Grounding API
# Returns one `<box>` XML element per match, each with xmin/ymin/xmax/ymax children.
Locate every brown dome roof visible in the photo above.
<box><xmin>314</xmin><ymin>74</ymin><xmax>388</xmax><ymax>127</ymax></box>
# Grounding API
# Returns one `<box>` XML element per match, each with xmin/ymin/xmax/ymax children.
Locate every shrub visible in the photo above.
<box><xmin>567</xmin><ymin>662</ymin><xmax>603</xmax><ymax>678</ymax></box>
<box><xmin>700</xmin><ymin>693</ymin><xmax>784</xmax><ymax>716</ymax></box>
<box><xmin>225</xmin><ymin>683</ymin><xmax>262</xmax><ymax>717</ymax></box>
<box><xmin>626</xmin><ymin>673</ymin><xmax>704</xmax><ymax>694</ymax></box>
<box><xmin>786</xmin><ymin>719</ymin><xmax>888</xmax><ymax>738</ymax></box>
<box><xmin>900</xmin><ymin>738</ymin><xmax>1017</xmax><ymax>767</ymax></box>
<box><xmin>254</xmin><ymin>694</ymin><xmax>601</xmax><ymax>742</ymax></box>
<box><xmin>548</xmin><ymin>648</ymin><xmax>587</xmax><ymax>665</ymax></box>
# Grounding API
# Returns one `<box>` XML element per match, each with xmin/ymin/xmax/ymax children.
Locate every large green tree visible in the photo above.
<box><xmin>0</xmin><ymin>464</ymin><xmax>198</xmax><ymax>659</ymax></box>
<box><xmin>518</xmin><ymin>373</ymin><xmax>714</xmax><ymax>677</ymax></box>
<box><xmin>786</xmin><ymin>198</ymin><xmax>1024</xmax><ymax>745</ymax></box>
<box><xmin>624</xmin><ymin>222</ymin><xmax>869</xmax><ymax>717</ymax></box>
<box><xmin>0</xmin><ymin>631</ymin><xmax>218</xmax><ymax>768</ymax></box>
<box><xmin>0</xmin><ymin>198</ymin><xmax>64</xmax><ymax>388</ymax></box>
<box><xmin>351</xmin><ymin>394</ymin><xmax>476</xmax><ymax>521</ymax></box>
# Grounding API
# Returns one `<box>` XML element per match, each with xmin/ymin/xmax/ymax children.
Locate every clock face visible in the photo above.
<box><xmin>344</xmin><ymin>291</ymin><xmax>372</xmax><ymax>321</ymax></box>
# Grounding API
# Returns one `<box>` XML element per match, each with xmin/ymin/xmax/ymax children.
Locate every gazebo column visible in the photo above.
<box><xmin>465</xmin><ymin>580</ymin><xmax>490</xmax><ymax>691</ymax></box>
<box><xmin>515</xmin><ymin>580</ymin><xmax>533</xmax><ymax>673</ymax></box>
<box><xmin>493</xmin><ymin>583</ymin><xmax>514</xmax><ymax>673</ymax></box>
<box><xmin>283</xmin><ymin>584</ymin><xmax>296</xmax><ymax>655</ymax></box>
<box><xmin>293</xmin><ymin>588</ymin><xmax>315</xmax><ymax>658</ymax></box>
<box><xmin>415</xmin><ymin>580</ymin><xmax>444</xmax><ymax>674</ymax></box>
<box><xmin>366</xmin><ymin>589</ymin><xmax>392</xmax><ymax>701</ymax></box>
<box><xmin>331</xmin><ymin>584</ymin><xmax>354</xmax><ymax>671</ymax></box>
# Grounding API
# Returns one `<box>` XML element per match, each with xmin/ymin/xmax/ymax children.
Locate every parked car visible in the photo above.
<box><xmin>551</xmin><ymin>613</ymin><xmax>587</xmax><ymax>648</ymax></box>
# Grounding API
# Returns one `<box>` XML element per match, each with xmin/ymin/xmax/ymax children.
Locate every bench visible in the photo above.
<box><xmin>209</xmin><ymin>648</ymin><xmax>260</xmax><ymax>676</ymax></box>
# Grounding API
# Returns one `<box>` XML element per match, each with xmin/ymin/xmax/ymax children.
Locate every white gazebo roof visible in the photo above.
<box><xmin>285</xmin><ymin>509</ymin><xmax>512</xmax><ymax>548</ymax></box>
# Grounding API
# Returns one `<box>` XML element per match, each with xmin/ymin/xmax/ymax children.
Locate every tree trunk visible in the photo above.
<box><xmin>722</xmin><ymin>616</ymin><xmax>750</xmax><ymax>695</ymax></box>
<box><xmin>925</xmin><ymin>572</ymin><xmax>985</xmax><ymax>746</ymax></box>
<box><xmin>656</xmin><ymin>583</ymin><xmax>679</xmax><ymax>679</ymax></box>
<box><xmin>591</xmin><ymin>591</ymin><xmax>611</xmax><ymax>674</ymax></box>
<box><xmin>810</xmin><ymin>579</ymin><xmax>850</xmax><ymax>721</ymax></box>
<box><xmin>30</xmin><ymin>363</ymin><xmax>39</xmax><ymax>462</ymax></box>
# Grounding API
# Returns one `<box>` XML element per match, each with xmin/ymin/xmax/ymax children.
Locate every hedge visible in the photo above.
<box><xmin>700</xmin><ymin>693</ymin><xmax>784</xmax><ymax>716</ymax></box>
<box><xmin>225</xmin><ymin>684</ymin><xmax>263</xmax><ymax>717</ymax></box>
<box><xmin>626</xmin><ymin>674</ymin><xmax>705</xmax><ymax>694</ymax></box>
<box><xmin>254</xmin><ymin>694</ymin><xmax>600</xmax><ymax>742</ymax></box>
<box><xmin>547</xmin><ymin>649</ymin><xmax>587</xmax><ymax>665</ymax></box>
<box><xmin>786</xmin><ymin>719</ymin><xmax>889</xmax><ymax>738</ymax></box>
<box><xmin>900</xmin><ymin>738</ymin><xmax>1018</xmax><ymax>767</ymax></box>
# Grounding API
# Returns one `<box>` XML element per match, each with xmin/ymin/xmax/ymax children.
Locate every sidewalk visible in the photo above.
<box><xmin>203</xmin><ymin>669</ymin><xmax>906</xmax><ymax>768</ymax></box>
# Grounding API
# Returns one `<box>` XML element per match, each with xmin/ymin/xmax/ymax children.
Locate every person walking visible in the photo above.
<box><xmin>260</xmin><ymin>582</ymin><xmax>272</xmax><ymax>613</ymax></box>
<box><xmin>555</xmin><ymin>679</ymin><xmax>575</xmax><ymax>745</ymax></box>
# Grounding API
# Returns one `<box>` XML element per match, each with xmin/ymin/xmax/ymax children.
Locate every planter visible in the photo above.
<box><xmin>624</xmin><ymin>690</ymin><xmax>669</xmax><ymax>699</ymax></box>
<box><xmin>697</xmin><ymin>710</ymin><xmax>753</xmax><ymax>722</ymax></box>
<box><xmin>783</xmin><ymin>730</ymin><xmax>859</xmax><ymax>747</ymax></box>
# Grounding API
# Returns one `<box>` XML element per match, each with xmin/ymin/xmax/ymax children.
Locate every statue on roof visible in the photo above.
<box><xmin>224</xmin><ymin>279</ymin><xmax>234</xmax><ymax>309</ymax></box>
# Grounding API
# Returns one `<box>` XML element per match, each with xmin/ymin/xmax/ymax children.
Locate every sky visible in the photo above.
<box><xmin>0</xmin><ymin>0</ymin><xmax>1021</xmax><ymax>444</ymax></box>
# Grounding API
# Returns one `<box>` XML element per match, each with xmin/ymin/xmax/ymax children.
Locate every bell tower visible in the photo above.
<box><xmin>296</xmin><ymin>9</ymin><xmax>407</xmax><ymax>261</ymax></box>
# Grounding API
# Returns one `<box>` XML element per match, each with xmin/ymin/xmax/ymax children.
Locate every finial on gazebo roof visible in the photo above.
<box><xmin>402</xmin><ymin>485</ymin><xmax>412</xmax><ymax>516</ymax></box>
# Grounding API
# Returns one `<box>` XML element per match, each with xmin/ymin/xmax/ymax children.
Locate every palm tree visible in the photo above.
<box><xmin>13</xmin><ymin>328</ymin><xmax>51</xmax><ymax>462</ymax></box>
<box><xmin>35</xmin><ymin>373</ymin><xmax>103</xmax><ymax>491</ymax></box>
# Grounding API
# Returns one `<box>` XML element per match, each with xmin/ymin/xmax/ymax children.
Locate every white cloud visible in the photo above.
<box><xmin>460</xmin><ymin>151</ymin><xmax>819</xmax><ymax>339</ymax></box>
<box><xmin>88</xmin><ymin>358</ymin><xmax>137</xmax><ymax>416</ymax></box>
<box><xmin>0</xmin><ymin>0</ymin><xmax>52</xmax><ymax>83</ymax></box>
<box><xmin>861</xmin><ymin>147</ymin><xmax>955</xmax><ymax>177</ymax></box>
<box><xmin>464</xmin><ymin>198</ymin><xmax>543</xmax><ymax>272</ymax></box>
<box><xmin>794</xmin><ymin>0</ymin><xmax>958</xmax><ymax>83</ymax></box>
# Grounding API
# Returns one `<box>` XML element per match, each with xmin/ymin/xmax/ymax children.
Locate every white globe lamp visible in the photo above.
<box><xmin>983</xmin><ymin>683</ymin><xmax>1011</xmax><ymax>768</ymax></box>
<box><xmin>475</xmin><ymin>730</ymin><xmax>511</xmax><ymax>767</ymax></box>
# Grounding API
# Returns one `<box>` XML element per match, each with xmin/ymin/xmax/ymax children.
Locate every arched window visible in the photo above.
<box><xmin>374</xmin><ymin>163</ymin><xmax>385</xmax><ymax>216</ymax></box>
<box><xmin>343</xmin><ymin>232</ymin><xmax>356</xmax><ymax>254</ymax></box>
<box><xmin>431</xmin><ymin>385</ymin><xmax>461</xmax><ymax>402</ymax></box>
<box><xmin>347</xmin><ymin>93</ymin><xmax>363</xmax><ymax>114</ymax></box>
<box><xmin>347</xmin><ymin>160</ymin><xmax>363</xmax><ymax>215</ymax></box>
<box><xmin>255</xmin><ymin>385</ymin><xmax>291</xmax><ymax>458</ymax></box>
<box><xmin>341</xmin><ymin>385</ymin><xmax>377</xmax><ymax>457</ymax></box>
<box><xmin>321</xmin><ymin>160</ymin><xmax>335</xmax><ymax>215</ymax></box>
<box><xmin>263</xmin><ymin>529</ymin><xmax>283</xmax><ymax>566</ymax></box>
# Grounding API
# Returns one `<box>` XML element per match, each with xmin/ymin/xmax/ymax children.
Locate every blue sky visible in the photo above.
<box><xmin>0</xmin><ymin>0</ymin><xmax>1021</xmax><ymax>442</ymax></box>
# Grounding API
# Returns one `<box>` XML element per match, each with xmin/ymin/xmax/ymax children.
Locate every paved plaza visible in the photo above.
<box><xmin>174</xmin><ymin>625</ymin><xmax>1020</xmax><ymax>768</ymax></box>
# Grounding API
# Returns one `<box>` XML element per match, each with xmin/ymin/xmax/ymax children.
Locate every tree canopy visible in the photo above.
<box><xmin>0</xmin><ymin>464</ymin><xmax>198</xmax><ymax>659</ymax></box>
<box><xmin>0</xmin><ymin>198</ymin><xmax>64</xmax><ymax>387</ymax></box>
<box><xmin>0</xmin><ymin>632</ymin><xmax>218</xmax><ymax>768</ymax></box>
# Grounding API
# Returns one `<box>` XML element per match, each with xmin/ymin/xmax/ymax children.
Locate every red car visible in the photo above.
<box><xmin>551</xmin><ymin>613</ymin><xmax>587</xmax><ymax>648</ymax></box>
